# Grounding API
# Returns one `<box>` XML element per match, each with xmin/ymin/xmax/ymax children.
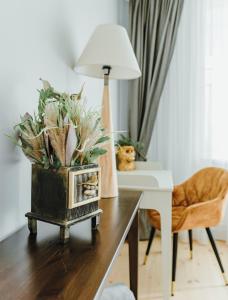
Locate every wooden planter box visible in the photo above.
<box><xmin>25</xmin><ymin>164</ymin><xmax>102</xmax><ymax>243</ymax></box>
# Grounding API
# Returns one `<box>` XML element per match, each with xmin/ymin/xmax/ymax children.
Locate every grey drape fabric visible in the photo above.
<box><xmin>129</xmin><ymin>0</ymin><xmax>184</xmax><ymax>155</ymax></box>
<box><xmin>129</xmin><ymin>0</ymin><xmax>184</xmax><ymax>239</ymax></box>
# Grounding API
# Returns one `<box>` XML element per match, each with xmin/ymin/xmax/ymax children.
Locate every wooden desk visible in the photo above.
<box><xmin>0</xmin><ymin>191</ymin><xmax>140</xmax><ymax>300</ymax></box>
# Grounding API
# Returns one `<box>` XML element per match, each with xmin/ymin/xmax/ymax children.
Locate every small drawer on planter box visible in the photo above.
<box><xmin>68</xmin><ymin>167</ymin><xmax>101</xmax><ymax>209</ymax></box>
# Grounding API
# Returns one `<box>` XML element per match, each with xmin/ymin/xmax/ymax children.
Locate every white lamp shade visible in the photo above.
<box><xmin>75</xmin><ymin>24</ymin><xmax>141</xmax><ymax>80</ymax></box>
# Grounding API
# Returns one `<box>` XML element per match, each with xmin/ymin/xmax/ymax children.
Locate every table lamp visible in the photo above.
<box><xmin>75</xmin><ymin>24</ymin><xmax>141</xmax><ymax>198</ymax></box>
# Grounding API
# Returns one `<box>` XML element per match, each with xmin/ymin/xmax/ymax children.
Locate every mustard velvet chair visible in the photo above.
<box><xmin>143</xmin><ymin>167</ymin><xmax>228</xmax><ymax>296</ymax></box>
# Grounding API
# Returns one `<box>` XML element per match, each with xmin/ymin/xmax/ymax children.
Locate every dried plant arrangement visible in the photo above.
<box><xmin>8</xmin><ymin>80</ymin><xmax>109</xmax><ymax>243</ymax></box>
<box><xmin>9</xmin><ymin>80</ymin><xmax>109</xmax><ymax>169</ymax></box>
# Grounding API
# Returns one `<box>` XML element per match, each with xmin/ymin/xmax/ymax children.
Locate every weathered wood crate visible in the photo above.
<box><xmin>25</xmin><ymin>163</ymin><xmax>102</xmax><ymax>243</ymax></box>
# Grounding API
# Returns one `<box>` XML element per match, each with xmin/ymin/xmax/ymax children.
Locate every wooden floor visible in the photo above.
<box><xmin>108</xmin><ymin>237</ymin><xmax>228</xmax><ymax>300</ymax></box>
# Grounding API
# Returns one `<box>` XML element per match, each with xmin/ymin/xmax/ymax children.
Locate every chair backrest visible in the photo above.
<box><xmin>173</xmin><ymin>167</ymin><xmax>228</xmax><ymax>207</ymax></box>
<box><xmin>135</xmin><ymin>161</ymin><xmax>162</xmax><ymax>170</ymax></box>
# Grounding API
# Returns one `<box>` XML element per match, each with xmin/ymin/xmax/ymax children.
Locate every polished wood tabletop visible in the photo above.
<box><xmin>0</xmin><ymin>191</ymin><xmax>140</xmax><ymax>300</ymax></box>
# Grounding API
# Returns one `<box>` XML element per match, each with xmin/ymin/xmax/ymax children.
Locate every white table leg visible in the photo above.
<box><xmin>140</xmin><ymin>191</ymin><xmax>172</xmax><ymax>300</ymax></box>
<box><xmin>160</xmin><ymin>204</ymin><xmax>172</xmax><ymax>300</ymax></box>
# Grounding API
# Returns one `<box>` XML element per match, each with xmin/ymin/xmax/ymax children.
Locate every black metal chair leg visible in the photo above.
<box><xmin>143</xmin><ymin>226</ymin><xmax>156</xmax><ymax>265</ymax></box>
<box><xmin>206</xmin><ymin>227</ymin><xmax>228</xmax><ymax>285</ymax></box>
<box><xmin>188</xmin><ymin>229</ymin><xmax>193</xmax><ymax>259</ymax></box>
<box><xmin>172</xmin><ymin>233</ymin><xmax>178</xmax><ymax>296</ymax></box>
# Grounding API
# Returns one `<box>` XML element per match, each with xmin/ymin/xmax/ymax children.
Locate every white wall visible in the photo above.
<box><xmin>118</xmin><ymin>0</ymin><xmax>129</xmax><ymax>133</ymax></box>
<box><xmin>0</xmin><ymin>0</ymin><xmax>121</xmax><ymax>241</ymax></box>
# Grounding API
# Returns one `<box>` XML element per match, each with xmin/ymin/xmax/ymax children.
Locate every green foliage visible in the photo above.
<box><xmin>37</xmin><ymin>87</ymin><xmax>56</xmax><ymax>122</ymax></box>
<box><xmin>84</xmin><ymin>147</ymin><xmax>107</xmax><ymax>165</ymax></box>
<box><xmin>95</xmin><ymin>136</ymin><xmax>110</xmax><ymax>145</ymax></box>
<box><xmin>9</xmin><ymin>80</ymin><xmax>109</xmax><ymax>169</ymax></box>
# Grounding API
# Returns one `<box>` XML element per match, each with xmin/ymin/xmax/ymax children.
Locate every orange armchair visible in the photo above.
<box><xmin>144</xmin><ymin>167</ymin><xmax>228</xmax><ymax>296</ymax></box>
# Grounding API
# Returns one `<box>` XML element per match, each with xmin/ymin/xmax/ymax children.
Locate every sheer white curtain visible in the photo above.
<box><xmin>148</xmin><ymin>0</ymin><xmax>228</xmax><ymax>243</ymax></box>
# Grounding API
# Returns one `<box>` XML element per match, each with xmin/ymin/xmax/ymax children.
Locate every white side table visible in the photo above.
<box><xmin>118</xmin><ymin>162</ymin><xmax>173</xmax><ymax>300</ymax></box>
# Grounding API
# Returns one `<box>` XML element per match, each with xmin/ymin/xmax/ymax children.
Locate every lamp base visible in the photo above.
<box><xmin>99</xmin><ymin>74</ymin><xmax>118</xmax><ymax>198</ymax></box>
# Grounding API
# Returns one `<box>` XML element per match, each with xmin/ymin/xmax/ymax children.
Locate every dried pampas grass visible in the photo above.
<box><xmin>9</xmin><ymin>80</ymin><xmax>109</xmax><ymax>169</ymax></box>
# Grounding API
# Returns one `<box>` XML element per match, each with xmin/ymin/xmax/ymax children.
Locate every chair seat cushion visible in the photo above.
<box><xmin>147</xmin><ymin>206</ymin><xmax>186</xmax><ymax>232</ymax></box>
<box><xmin>148</xmin><ymin>168</ymin><xmax>228</xmax><ymax>233</ymax></box>
<box><xmin>148</xmin><ymin>196</ymin><xmax>226</xmax><ymax>232</ymax></box>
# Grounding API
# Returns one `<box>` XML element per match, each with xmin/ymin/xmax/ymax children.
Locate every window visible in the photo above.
<box><xmin>205</xmin><ymin>0</ymin><xmax>228</xmax><ymax>161</ymax></box>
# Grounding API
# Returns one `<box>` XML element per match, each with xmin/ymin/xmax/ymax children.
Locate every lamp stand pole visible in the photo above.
<box><xmin>99</xmin><ymin>66</ymin><xmax>118</xmax><ymax>198</ymax></box>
